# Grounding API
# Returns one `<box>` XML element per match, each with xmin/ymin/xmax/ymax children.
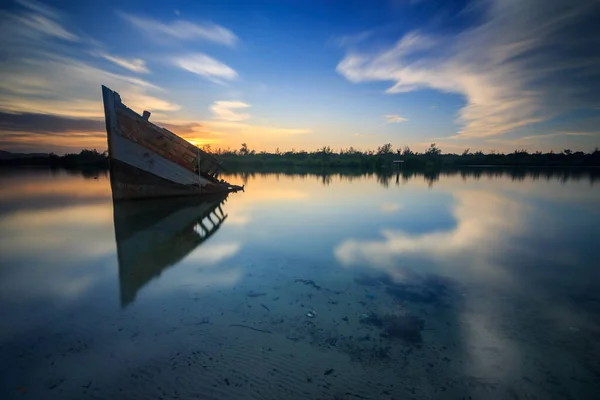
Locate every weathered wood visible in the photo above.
<box><xmin>102</xmin><ymin>85</ymin><xmax>240</xmax><ymax>200</ymax></box>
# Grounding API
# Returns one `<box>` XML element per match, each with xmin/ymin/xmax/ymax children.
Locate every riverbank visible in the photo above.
<box><xmin>2</xmin><ymin>148</ymin><xmax>599</xmax><ymax>169</ymax></box>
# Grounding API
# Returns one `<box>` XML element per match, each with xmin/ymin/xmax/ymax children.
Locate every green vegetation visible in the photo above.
<box><xmin>0</xmin><ymin>149</ymin><xmax>109</xmax><ymax>167</ymax></box>
<box><xmin>2</xmin><ymin>144</ymin><xmax>599</xmax><ymax>170</ymax></box>
<box><xmin>211</xmin><ymin>143</ymin><xmax>600</xmax><ymax>170</ymax></box>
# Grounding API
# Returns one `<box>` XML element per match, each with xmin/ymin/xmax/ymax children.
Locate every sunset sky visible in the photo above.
<box><xmin>0</xmin><ymin>0</ymin><xmax>599</xmax><ymax>154</ymax></box>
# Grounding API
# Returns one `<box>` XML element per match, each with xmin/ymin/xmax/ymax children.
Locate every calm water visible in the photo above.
<box><xmin>1</xmin><ymin>168</ymin><xmax>599</xmax><ymax>400</ymax></box>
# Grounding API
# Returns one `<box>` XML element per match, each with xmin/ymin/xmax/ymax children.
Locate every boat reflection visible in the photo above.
<box><xmin>112</xmin><ymin>194</ymin><xmax>229</xmax><ymax>306</ymax></box>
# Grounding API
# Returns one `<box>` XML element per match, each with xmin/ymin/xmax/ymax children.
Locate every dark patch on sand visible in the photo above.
<box><xmin>246</xmin><ymin>291</ymin><xmax>266</xmax><ymax>297</ymax></box>
<box><xmin>360</xmin><ymin>313</ymin><xmax>425</xmax><ymax>343</ymax></box>
<box><xmin>295</xmin><ymin>279</ymin><xmax>322</xmax><ymax>290</ymax></box>
<box><xmin>229</xmin><ymin>324</ymin><xmax>272</xmax><ymax>334</ymax></box>
<box><xmin>355</xmin><ymin>272</ymin><xmax>457</xmax><ymax>306</ymax></box>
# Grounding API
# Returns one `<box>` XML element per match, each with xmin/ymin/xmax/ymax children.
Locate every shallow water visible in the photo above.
<box><xmin>1</xmin><ymin>167</ymin><xmax>599</xmax><ymax>399</ymax></box>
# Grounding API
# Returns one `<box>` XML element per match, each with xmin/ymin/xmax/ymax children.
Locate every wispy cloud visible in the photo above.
<box><xmin>175</xmin><ymin>53</ymin><xmax>237</xmax><ymax>83</ymax></box>
<box><xmin>0</xmin><ymin>112</ymin><xmax>104</xmax><ymax>134</ymax></box>
<box><xmin>0</xmin><ymin>54</ymin><xmax>178</xmax><ymax>117</ymax></box>
<box><xmin>385</xmin><ymin>114</ymin><xmax>408</xmax><ymax>123</ymax></box>
<box><xmin>211</xmin><ymin>101</ymin><xmax>251</xmax><ymax>121</ymax></box>
<box><xmin>16</xmin><ymin>0</ymin><xmax>59</xmax><ymax>19</ymax></box>
<box><xmin>0</xmin><ymin>1</ymin><xmax>177</xmax><ymax>122</ymax></box>
<box><xmin>332</xmin><ymin>29</ymin><xmax>373</xmax><ymax>48</ymax></box>
<box><xmin>0</xmin><ymin>108</ymin><xmax>109</xmax><ymax>154</ymax></box>
<box><xmin>337</xmin><ymin>0</ymin><xmax>600</xmax><ymax>139</ymax></box>
<box><xmin>93</xmin><ymin>52</ymin><xmax>149</xmax><ymax>74</ymax></box>
<box><xmin>519</xmin><ymin>131</ymin><xmax>594</xmax><ymax>141</ymax></box>
<box><xmin>16</xmin><ymin>13</ymin><xmax>78</xmax><ymax>41</ymax></box>
<box><xmin>120</xmin><ymin>13</ymin><xmax>238</xmax><ymax>46</ymax></box>
<box><xmin>11</xmin><ymin>0</ymin><xmax>78</xmax><ymax>41</ymax></box>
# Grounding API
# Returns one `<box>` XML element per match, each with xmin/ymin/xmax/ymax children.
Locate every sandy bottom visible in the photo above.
<box><xmin>2</xmin><ymin>259</ymin><xmax>599</xmax><ymax>400</ymax></box>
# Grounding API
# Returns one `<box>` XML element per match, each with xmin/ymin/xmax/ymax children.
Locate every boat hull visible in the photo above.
<box><xmin>102</xmin><ymin>86</ymin><xmax>237</xmax><ymax>200</ymax></box>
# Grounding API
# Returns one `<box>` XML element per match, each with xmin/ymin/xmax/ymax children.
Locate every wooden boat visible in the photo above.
<box><xmin>113</xmin><ymin>194</ymin><xmax>229</xmax><ymax>306</ymax></box>
<box><xmin>102</xmin><ymin>85</ymin><xmax>243</xmax><ymax>200</ymax></box>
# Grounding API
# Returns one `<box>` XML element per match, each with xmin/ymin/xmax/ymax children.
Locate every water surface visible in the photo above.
<box><xmin>1</xmin><ymin>168</ymin><xmax>599</xmax><ymax>399</ymax></box>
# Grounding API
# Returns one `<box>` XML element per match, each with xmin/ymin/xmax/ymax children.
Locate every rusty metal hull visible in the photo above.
<box><xmin>102</xmin><ymin>85</ymin><xmax>234</xmax><ymax>200</ymax></box>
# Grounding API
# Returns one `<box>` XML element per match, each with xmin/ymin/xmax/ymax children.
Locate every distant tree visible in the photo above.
<box><xmin>319</xmin><ymin>146</ymin><xmax>333</xmax><ymax>155</ymax></box>
<box><xmin>563</xmin><ymin>149</ymin><xmax>572</xmax><ymax>155</ymax></box>
<box><xmin>462</xmin><ymin>148</ymin><xmax>471</xmax><ymax>156</ymax></box>
<box><xmin>425</xmin><ymin>143</ymin><xmax>441</xmax><ymax>156</ymax></box>
<box><xmin>377</xmin><ymin>143</ymin><xmax>393</xmax><ymax>155</ymax></box>
<box><xmin>203</xmin><ymin>144</ymin><xmax>212</xmax><ymax>153</ymax></box>
<box><xmin>240</xmin><ymin>143</ymin><xmax>249</xmax><ymax>156</ymax></box>
<box><xmin>402</xmin><ymin>146</ymin><xmax>413</xmax><ymax>156</ymax></box>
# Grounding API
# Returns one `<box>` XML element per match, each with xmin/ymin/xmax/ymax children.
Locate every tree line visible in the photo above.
<box><xmin>2</xmin><ymin>145</ymin><xmax>599</xmax><ymax>169</ymax></box>
<box><xmin>0</xmin><ymin>149</ymin><xmax>109</xmax><ymax>167</ymax></box>
<box><xmin>209</xmin><ymin>143</ymin><xmax>600</xmax><ymax>169</ymax></box>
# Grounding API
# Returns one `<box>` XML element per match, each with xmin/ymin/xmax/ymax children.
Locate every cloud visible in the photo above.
<box><xmin>519</xmin><ymin>132</ymin><xmax>594</xmax><ymax>142</ymax></box>
<box><xmin>337</xmin><ymin>0</ymin><xmax>600</xmax><ymax>139</ymax></box>
<box><xmin>11</xmin><ymin>0</ymin><xmax>78</xmax><ymax>41</ymax></box>
<box><xmin>0</xmin><ymin>112</ymin><xmax>104</xmax><ymax>134</ymax></box>
<box><xmin>175</xmin><ymin>53</ymin><xmax>237</xmax><ymax>83</ymax></box>
<box><xmin>211</xmin><ymin>101</ymin><xmax>251</xmax><ymax>121</ymax></box>
<box><xmin>0</xmin><ymin>54</ymin><xmax>179</xmax><ymax>117</ymax></box>
<box><xmin>332</xmin><ymin>29</ymin><xmax>374</xmax><ymax>48</ymax></box>
<box><xmin>0</xmin><ymin>2</ymin><xmax>178</xmax><ymax>121</ymax></box>
<box><xmin>120</xmin><ymin>13</ymin><xmax>237</xmax><ymax>46</ymax></box>
<box><xmin>385</xmin><ymin>114</ymin><xmax>408</xmax><ymax>123</ymax></box>
<box><xmin>0</xmin><ymin>112</ymin><xmax>107</xmax><ymax>153</ymax></box>
<box><xmin>16</xmin><ymin>0</ymin><xmax>59</xmax><ymax>19</ymax></box>
<box><xmin>94</xmin><ymin>52</ymin><xmax>149</xmax><ymax>73</ymax></box>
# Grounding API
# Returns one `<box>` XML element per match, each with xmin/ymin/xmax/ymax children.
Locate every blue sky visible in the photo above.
<box><xmin>0</xmin><ymin>0</ymin><xmax>598</xmax><ymax>154</ymax></box>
